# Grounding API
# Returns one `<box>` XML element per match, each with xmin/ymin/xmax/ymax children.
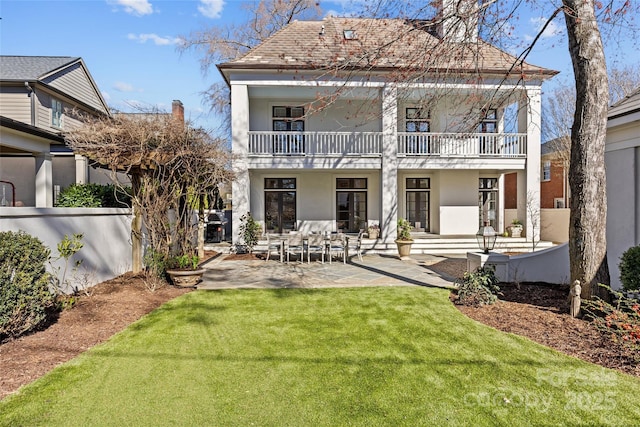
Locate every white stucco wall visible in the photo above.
<box><xmin>436</xmin><ymin>169</ymin><xmax>479</xmax><ymax>234</ymax></box>
<box><xmin>249</xmin><ymin>98</ymin><xmax>381</xmax><ymax>132</ymax></box>
<box><xmin>0</xmin><ymin>207</ymin><xmax>133</xmax><ymax>292</ymax></box>
<box><xmin>605</xmin><ymin>144</ymin><xmax>639</xmax><ymax>288</ymax></box>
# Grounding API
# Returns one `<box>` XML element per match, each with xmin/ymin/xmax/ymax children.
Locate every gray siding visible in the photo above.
<box><xmin>0</xmin><ymin>87</ymin><xmax>32</xmax><ymax>124</ymax></box>
<box><xmin>34</xmin><ymin>90</ymin><xmax>85</xmax><ymax>132</ymax></box>
<box><xmin>43</xmin><ymin>63</ymin><xmax>107</xmax><ymax>114</ymax></box>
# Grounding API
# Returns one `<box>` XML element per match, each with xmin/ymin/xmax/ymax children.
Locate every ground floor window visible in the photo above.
<box><xmin>265</xmin><ymin>178</ymin><xmax>296</xmax><ymax>233</ymax></box>
<box><xmin>336</xmin><ymin>178</ymin><xmax>367</xmax><ymax>232</ymax></box>
<box><xmin>479</xmin><ymin>178</ymin><xmax>498</xmax><ymax>228</ymax></box>
<box><xmin>406</xmin><ymin>178</ymin><xmax>430</xmax><ymax>232</ymax></box>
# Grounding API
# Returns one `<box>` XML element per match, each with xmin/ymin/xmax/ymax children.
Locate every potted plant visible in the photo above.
<box><xmin>508</xmin><ymin>218</ymin><xmax>523</xmax><ymax>238</ymax></box>
<box><xmin>165</xmin><ymin>253</ymin><xmax>206</xmax><ymax>287</ymax></box>
<box><xmin>395</xmin><ymin>218</ymin><xmax>414</xmax><ymax>259</ymax></box>
<box><xmin>368</xmin><ymin>223</ymin><xmax>380</xmax><ymax>239</ymax></box>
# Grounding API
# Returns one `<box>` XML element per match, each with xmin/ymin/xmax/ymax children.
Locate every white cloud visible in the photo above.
<box><xmin>198</xmin><ymin>0</ymin><xmax>225</xmax><ymax>19</ymax></box>
<box><xmin>101</xmin><ymin>91</ymin><xmax>111</xmax><ymax>102</ymax></box>
<box><xmin>108</xmin><ymin>0</ymin><xmax>153</xmax><ymax>16</ymax></box>
<box><xmin>127</xmin><ymin>33</ymin><xmax>180</xmax><ymax>45</ymax></box>
<box><xmin>113</xmin><ymin>81</ymin><xmax>142</xmax><ymax>93</ymax></box>
<box><xmin>529</xmin><ymin>17</ymin><xmax>564</xmax><ymax>39</ymax></box>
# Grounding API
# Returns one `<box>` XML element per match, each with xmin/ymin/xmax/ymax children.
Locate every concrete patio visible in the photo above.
<box><xmin>197</xmin><ymin>253</ymin><xmax>463</xmax><ymax>290</ymax></box>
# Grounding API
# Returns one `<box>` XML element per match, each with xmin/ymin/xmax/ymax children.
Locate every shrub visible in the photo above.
<box><xmin>238</xmin><ymin>213</ymin><xmax>262</xmax><ymax>253</ymax></box>
<box><xmin>0</xmin><ymin>231</ymin><xmax>55</xmax><ymax>341</ymax></box>
<box><xmin>56</xmin><ymin>183</ymin><xmax>132</xmax><ymax>208</ymax></box>
<box><xmin>454</xmin><ymin>266</ymin><xmax>501</xmax><ymax>307</ymax></box>
<box><xmin>619</xmin><ymin>245</ymin><xmax>640</xmax><ymax>291</ymax></box>
<box><xmin>583</xmin><ymin>285</ymin><xmax>640</xmax><ymax>357</ymax></box>
<box><xmin>397</xmin><ymin>218</ymin><xmax>413</xmax><ymax>240</ymax></box>
<box><xmin>144</xmin><ymin>248</ymin><xmax>168</xmax><ymax>279</ymax></box>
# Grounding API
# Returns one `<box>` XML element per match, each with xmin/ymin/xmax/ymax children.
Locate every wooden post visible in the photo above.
<box><xmin>570</xmin><ymin>280</ymin><xmax>581</xmax><ymax>318</ymax></box>
<box><xmin>131</xmin><ymin>173</ymin><xmax>143</xmax><ymax>274</ymax></box>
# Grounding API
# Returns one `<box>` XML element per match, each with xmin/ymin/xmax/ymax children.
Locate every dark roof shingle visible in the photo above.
<box><xmin>0</xmin><ymin>56</ymin><xmax>80</xmax><ymax>81</ymax></box>
<box><xmin>219</xmin><ymin>18</ymin><xmax>558</xmax><ymax>79</ymax></box>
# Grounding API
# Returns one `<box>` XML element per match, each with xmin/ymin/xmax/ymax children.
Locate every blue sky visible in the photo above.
<box><xmin>1</xmin><ymin>0</ymin><xmax>637</xmax><ymax>131</ymax></box>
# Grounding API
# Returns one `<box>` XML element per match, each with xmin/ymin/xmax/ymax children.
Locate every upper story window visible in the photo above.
<box><xmin>273</xmin><ymin>106</ymin><xmax>304</xmax><ymax>132</ymax></box>
<box><xmin>542</xmin><ymin>160</ymin><xmax>551</xmax><ymax>181</ymax></box>
<box><xmin>478</xmin><ymin>108</ymin><xmax>497</xmax><ymax>133</ymax></box>
<box><xmin>52</xmin><ymin>98</ymin><xmax>63</xmax><ymax>128</ymax></box>
<box><xmin>405</xmin><ymin>107</ymin><xmax>430</xmax><ymax>132</ymax></box>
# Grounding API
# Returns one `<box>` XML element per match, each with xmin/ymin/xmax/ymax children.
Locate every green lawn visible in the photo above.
<box><xmin>1</xmin><ymin>287</ymin><xmax>639</xmax><ymax>426</ymax></box>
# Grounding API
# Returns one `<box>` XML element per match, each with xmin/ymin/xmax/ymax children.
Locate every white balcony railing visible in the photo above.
<box><xmin>397</xmin><ymin>132</ymin><xmax>527</xmax><ymax>157</ymax></box>
<box><xmin>247</xmin><ymin>131</ymin><xmax>527</xmax><ymax>158</ymax></box>
<box><xmin>248</xmin><ymin>131</ymin><xmax>382</xmax><ymax>156</ymax></box>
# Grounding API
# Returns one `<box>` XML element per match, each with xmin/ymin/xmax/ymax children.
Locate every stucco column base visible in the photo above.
<box><xmin>466</xmin><ymin>251</ymin><xmax>510</xmax><ymax>282</ymax></box>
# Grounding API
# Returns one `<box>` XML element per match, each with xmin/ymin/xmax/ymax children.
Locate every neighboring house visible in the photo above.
<box><xmin>605</xmin><ymin>86</ymin><xmax>640</xmax><ymax>288</ymax></box>
<box><xmin>539</xmin><ymin>138</ymin><xmax>570</xmax><ymax>209</ymax></box>
<box><xmin>0</xmin><ymin>56</ymin><xmax>111</xmax><ymax>207</ymax></box>
<box><xmin>218</xmin><ymin>9</ymin><xmax>557</xmax><ymax>245</ymax></box>
<box><xmin>504</xmin><ymin>138</ymin><xmax>569</xmax><ymax>208</ymax></box>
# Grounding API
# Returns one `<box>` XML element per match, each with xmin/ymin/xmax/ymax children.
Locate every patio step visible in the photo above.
<box><xmin>361</xmin><ymin>236</ymin><xmax>556</xmax><ymax>255</ymax></box>
<box><xmin>206</xmin><ymin>237</ymin><xmax>557</xmax><ymax>256</ymax></box>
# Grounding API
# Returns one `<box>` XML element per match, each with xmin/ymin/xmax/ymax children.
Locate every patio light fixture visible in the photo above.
<box><xmin>476</xmin><ymin>221</ymin><xmax>497</xmax><ymax>254</ymax></box>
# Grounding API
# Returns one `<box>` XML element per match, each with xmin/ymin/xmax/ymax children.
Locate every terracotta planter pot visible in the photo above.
<box><xmin>166</xmin><ymin>268</ymin><xmax>206</xmax><ymax>287</ymax></box>
<box><xmin>368</xmin><ymin>230</ymin><xmax>379</xmax><ymax>239</ymax></box>
<box><xmin>395</xmin><ymin>239</ymin><xmax>413</xmax><ymax>259</ymax></box>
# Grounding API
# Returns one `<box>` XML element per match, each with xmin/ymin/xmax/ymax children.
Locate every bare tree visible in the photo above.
<box><xmin>65</xmin><ymin>111</ymin><xmax>233</xmax><ymax>275</ymax></box>
<box><xmin>526</xmin><ymin>190</ymin><xmax>540</xmax><ymax>250</ymax></box>
<box><xmin>543</xmin><ymin>63</ymin><xmax>640</xmax><ymax>161</ymax></box>
<box><xmin>178</xmin><ymin>0</ymin><xmax>322</xmax><ymax>127</ymax></box>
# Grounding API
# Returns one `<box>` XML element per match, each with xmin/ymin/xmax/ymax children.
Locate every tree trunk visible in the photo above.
<box><xmin>563</xmin><ymin>0</ymin><xmax>610</xmax><ymax>299</ymax></box>
<box><xmin>131</xmin><ymin>173</ymin><xmax>143</xmax><ymax>274</ymax></box>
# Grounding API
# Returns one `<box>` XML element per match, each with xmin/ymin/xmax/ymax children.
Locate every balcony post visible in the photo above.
<box><xmin>381</xmin><ymin>84</ymin><xmax>398</xmax><ymax>243</ymax></box>
<box><xmin>518</xmin><ymin>88</ymin><xmax>542</xmax><ymax>242</ymax></box>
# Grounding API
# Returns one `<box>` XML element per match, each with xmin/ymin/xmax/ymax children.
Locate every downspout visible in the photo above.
<box><xmin>24</xmin><ymin>82</ymin><xmax>35</xmax><ymax>126</ymax></box>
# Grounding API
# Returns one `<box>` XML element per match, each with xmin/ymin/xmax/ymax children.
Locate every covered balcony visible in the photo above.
<box><xmin>247</xmin><ymin>130</ymin><xmax>527</xmax><ymax>158</ymax></box>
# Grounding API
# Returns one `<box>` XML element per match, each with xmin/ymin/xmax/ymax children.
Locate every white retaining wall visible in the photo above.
<box><xmin>468</xmin><ymin>243</ymin><xmax>571</xmax><ymax>285</ymax></box>
<box><xmin>0</xmin><ymin>207</ymin><xmax>132</xmax><ymax>292</ymax></box>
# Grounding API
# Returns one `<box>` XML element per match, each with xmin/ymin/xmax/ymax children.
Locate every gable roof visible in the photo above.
<box><xmin>608</xmin><ymin>86</ymin><xmax>640</xmax><ymax>120</ymax></box>
<box><xmin>0</xmin><ymin>56</ymin><xmax>80</xmax><ymax>80</ymax></box>
<box><xmin>0</xmin><ymin>55</ymin><xmax>110</xmax><ymax>115</ymax></box>
<box><xmin>218</xmin><ymin>18</ymin><xmax>558</xmax><ymax>80</ymax></box>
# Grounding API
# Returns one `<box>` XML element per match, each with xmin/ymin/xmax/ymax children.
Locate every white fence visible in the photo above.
<box><xmin>0</xmin><ymin>207</ymin><xmax>132</xmax><ymax>292</ymax></box>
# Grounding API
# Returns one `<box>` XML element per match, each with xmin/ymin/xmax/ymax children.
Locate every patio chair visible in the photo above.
<box><xmin>265</xmin><ymin>233</ymin><xmax>283</xmax><ymax>262</ymax></box>
<box><xmin>328</xmin><ymin>233</ymin><xmax>346</xmax><ymax>264</ymax></box>
<box><xmin>286</xmin><ymin>232</ymin><xmax>304</xmax><ymax>263</ymax></box>
<box><xmin>306</xmin><ymin>233</ymin><xmax>326</xmax><ymax>264</ymax></box>
<box><xmin>346</xmin><ymin>229</ymin><xmax>365</xmax><ymax>262</ymax></box>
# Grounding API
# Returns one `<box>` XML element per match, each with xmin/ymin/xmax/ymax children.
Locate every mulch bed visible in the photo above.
<box><xmin>455</xmin><ymin>283</ymin><xmax>639</xmax><ymax>378</ymax></box>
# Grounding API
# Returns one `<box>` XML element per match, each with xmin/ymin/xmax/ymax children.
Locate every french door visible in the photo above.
<box><xmin>406</xmin><ymin>178</ymin><xmax>430</xmax><ymax>232</ymax></box>
<box><xmin>264</xmin><ymin>178</ymin><xmax>296</xmax><ymax>233</ymax></box>
<box><xmin>336</xmin><ymin>178</ymin><xmax>367</xmax><ymax>232</ymax></box>
<box><xmin>479</xmin><ymin>178</ymin><xmax>498</xmax><ymax>228</ymax></box>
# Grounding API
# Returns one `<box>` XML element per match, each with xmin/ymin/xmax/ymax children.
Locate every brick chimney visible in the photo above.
<box><xmin>436</xmin><ymin>0</ymin><xmax>478</xmax><ymax>43</ymax></box>
<box><xmin>172</xmin><ymin>100</ymin><xmax>184</xmax><ymax>125</ymax></box>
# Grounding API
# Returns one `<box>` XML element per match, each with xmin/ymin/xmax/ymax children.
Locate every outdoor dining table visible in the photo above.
<box><xmin>266</xmin><ymin>232</ymin><xmax>350</xmax><ymax>263</ymax></box>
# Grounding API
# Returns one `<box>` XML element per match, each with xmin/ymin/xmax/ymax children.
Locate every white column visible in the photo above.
<box><xmin>498</xmin><ymin>173</ymin><xmax>505</xmax><ymax>233</ymax></box>
<box><xmin>75</xmin><ymin>154</ymin><xmax>89</xmax><ymax>184</ymax></box>
<box><xmin>231</xmin><ymin>83</ymin><xmax>250</xmax><ymax>246</ymax></box>
<box><xmin>381</xmin><ymin>84</ymin><xmax>398</xmax><ymax>243</ymax></box>
<box><xmin>518</xmin><ymin>88</ymin><xmax>542</xmax><ymax>242</ymax></box>
<box><xmin>35</xmin><ymin>153</ymin><xmax>53</xmax><ymax>207</ymax></box>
